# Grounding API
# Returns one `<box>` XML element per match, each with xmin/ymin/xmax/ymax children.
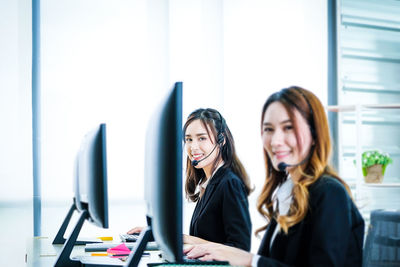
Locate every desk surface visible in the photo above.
<box><xmin>25</xmin><ymin>237</ymin><xmax>161</xmax><ymax>267</ymax></box>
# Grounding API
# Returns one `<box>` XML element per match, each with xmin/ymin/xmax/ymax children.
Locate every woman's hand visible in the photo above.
<box><xmin>184</xmin><ymin>242</ymin><xmax>253</xmax><ymax>266</ymax></box>
<box><xmin>183</xmin><ymin>234</ymin><xmax>209</xmax><ymax>245</ymax></box>
<box><xmin>127</xmin><ymin>226</ymin><xmax>144</xmax><ymax>235</ymax></box>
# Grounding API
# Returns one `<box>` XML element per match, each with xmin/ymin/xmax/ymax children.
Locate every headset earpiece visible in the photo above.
<box><xmin>216</xmin><ymin>111</ymin><xmax>225</xmax><ymax>145</ymax></box>
<box><xmin>217</xmin><ymin>132</ymin><xmax>224</xmax><ymax>145</ymax></box>
<box><xmin>204</xmin><ymin>108</ymin><xmax>226</xmax><ymax>146</ymax></box>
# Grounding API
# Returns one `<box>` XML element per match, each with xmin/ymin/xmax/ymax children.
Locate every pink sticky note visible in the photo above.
<box><xmin>107</xmin><ymin>243</ymin><xmax>131</xmax><ymax>255</ymax></box>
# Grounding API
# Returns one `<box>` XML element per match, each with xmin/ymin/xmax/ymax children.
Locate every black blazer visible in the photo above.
<box><xmin>189</xmin><ymin>167</ymin><xmax>252</xmax><ymax>251</ymax></box>
<box><xmin>257</xmin><ymin>176</ymin><xmax>364</xmax><ymax>267</ymax></box>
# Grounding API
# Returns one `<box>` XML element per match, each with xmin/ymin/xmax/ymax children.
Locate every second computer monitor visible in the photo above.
<box><xmin>145</xmin><ymin>81</ymin><xmax>183</xmax><ymax>262</ymax></box>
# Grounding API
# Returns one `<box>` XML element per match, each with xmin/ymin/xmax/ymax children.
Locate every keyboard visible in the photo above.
<box><xmin>85</xmin><ymin>242</ymin><xmax>159</xmax><ymax>252</ymax></box>
<box><xmin>182</xmin><ymin>256</ymin><xmax>229</xmax><ymax>265</ymax></box>
<box><xmin>148</xmin><ymin>260</ymin><xmax>230</xmax><ymax>266</ymax></box>
<box><xmin>119</xmin><ymin>233</ymin><xmax>139</xmax><ymax>242</ymax></box>
<box><xmin>146</xmin><ymin>255</ymin><xmax>230</xmax><ymax>266</ymax></box>
<box><xmin>183</xmin><ymin>259</ymin><xmax>229</xmax><ymax>265</ymax></box>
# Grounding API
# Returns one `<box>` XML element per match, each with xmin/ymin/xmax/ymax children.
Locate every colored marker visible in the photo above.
<box><xmin>97</xmin><ymin>236</ymin><xmax>113</xmax><ymax>241</ymax></box>
<box><xmin>91</xmin><ymin>253</ymin><xmax>109</xmax><ymax>256</ymax></box>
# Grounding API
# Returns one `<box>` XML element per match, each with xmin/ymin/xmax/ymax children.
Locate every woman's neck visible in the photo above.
<box><xmin>204</xmin><ymin>160</ymin><xmax>224</xmax><ymax>180</ymax></box>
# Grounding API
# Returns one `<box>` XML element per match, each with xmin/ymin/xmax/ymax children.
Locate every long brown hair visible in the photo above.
<box><xmin>256</xmin><ymin>86</ymin><xmax>351</xmax><ymax>234</ymax></box>
<box><xmin>183</xmin><ymin>108</ymin><xmax>252</xmax><ymax>202</ymax></box>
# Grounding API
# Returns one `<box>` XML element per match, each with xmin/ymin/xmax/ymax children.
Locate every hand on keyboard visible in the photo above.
<box><xmin>119</xmin><ymin>233</ymin><xmax>139</xmax><ymax>242</ymax></box>
<box><xmin>127</xmin><ymin>226</ymin><xmax>144</xmax><ymax>235</ymax></box>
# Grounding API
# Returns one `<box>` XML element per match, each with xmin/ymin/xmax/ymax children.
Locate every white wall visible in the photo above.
<box><xmin>0</xmin><ymin>0</ymin><xmax>327</xmax><ymax>235</ymax></box>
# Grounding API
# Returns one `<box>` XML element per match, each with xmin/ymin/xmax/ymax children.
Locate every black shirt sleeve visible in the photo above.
<box><xmin>221</xmin><ymin>177</ymin><xmax>252</xmax><ymax>251</ymax></box>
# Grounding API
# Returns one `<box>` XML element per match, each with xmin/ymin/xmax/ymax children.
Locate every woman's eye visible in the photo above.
<box><xmin>199</xmin><ymin>137</ymin><xmax>206</xmax><ymax>141</ymax></box>
<box><xmin>263</xmin><ymin>127</ymin><xmax>273</xmax><ymax>132</ymax></box>
<box><xmin>185</xmin><ymin>138</ymin><xmax>192</xmax><ymax>142</ymax></box>
<box><xmin>284</xmin><ymin>125</ymin><xmax>293</xmax><ymax>131</ymax></box>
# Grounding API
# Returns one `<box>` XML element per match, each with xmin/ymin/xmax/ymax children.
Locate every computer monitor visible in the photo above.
<box><xmin>148</xmin><ymin>81</ymin><xmax>183</xmax><ymax>262</ymax></box>
<box><xmin>73</xmin><ymin>123</ymin><xmax>108</xmax><ymax>229</ymax></box>
<box><xmin>54</xmin><ymin>123</ymin><xmax>109</xmax><ymax>267</ymax></box>
<box><xmin>125</xmin><ymin>81</ymin><xmax>183</xmax><ymax>266</ymax></box>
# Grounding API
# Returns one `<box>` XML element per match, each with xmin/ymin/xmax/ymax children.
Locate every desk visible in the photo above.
<box><xmin>25</xmin><ymin>237</ymin><xmax>161</xmax><ymax>267</ymax></box>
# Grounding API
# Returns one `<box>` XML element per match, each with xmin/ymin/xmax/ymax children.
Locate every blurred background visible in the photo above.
<box><xmin>0</xmin><ymin>0</ymin><xmax>349</xmax><ymax>266</ymax></box>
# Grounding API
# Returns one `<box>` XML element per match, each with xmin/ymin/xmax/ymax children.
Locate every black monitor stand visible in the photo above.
<box><xmin>53</xmin><ymin>200</ymin><xmax>101</xmax><ymax>245</ymax></box>
<box><xmin>54</xmin><ymin>209</ymin><xmax>90</xmax><ymax>267</ymax></box>
<box><xmin>54</xmin><ymin>213</ymin><xmax>155</xmax><ymax>267</ymax></box>
<box><xmin>124</xmin><ymin>226</ymin><xmax>154</xmax><ymax>267</ymax></box>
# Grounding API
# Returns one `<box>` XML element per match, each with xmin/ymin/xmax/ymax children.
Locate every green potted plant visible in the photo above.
<box><xmin>361</xmin><ymin>150</ymin><xmax>393</xmax><ymax>183</ymax></box>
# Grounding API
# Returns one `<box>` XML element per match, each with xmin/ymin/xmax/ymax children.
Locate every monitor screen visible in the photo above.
<box><xmin>74</xmin><ymin>123</ymin><xmax>109</xmax><ymax>228</ymax></box>
<box><xmin>128</xmin><ymin>82</ymin><xmax>183</xmax><ymax>265</ymax></box>
<box><xmin>54</xmin><ymin>123</ymin><xmax>109</xmax><ymax>266</ymax></box>
<box><xmin>147</xmin><ymin>81</ymin><xmax>183</xmax><ymax>262</ymax></box>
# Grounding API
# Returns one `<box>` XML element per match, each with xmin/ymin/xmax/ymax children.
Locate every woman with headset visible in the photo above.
<box><xmin>129</xmin><ymin>108</ymin><xmax>252</xmax><ymax>251</ymax></box>
<box><xmin>184</xmin><ymin>87</ymin><xmax>364</xmax><ymax>266</ymax></box>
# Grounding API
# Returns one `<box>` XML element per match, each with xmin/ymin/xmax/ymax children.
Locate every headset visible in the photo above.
<box><xmin>216</xmin><ymin>110</ymin><xmax>225</xmax><ymax>145</ymax></box>
<box><xmin>192</xmin><ymin>109</ymin><xmax>225</xmax><ymax>167</ymax></box>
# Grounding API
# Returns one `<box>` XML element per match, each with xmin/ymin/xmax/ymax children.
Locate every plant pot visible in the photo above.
<box><xmin>363</xmin><ymin>164</ymin><xmax>384</xmax><ymax>183</ymax></box>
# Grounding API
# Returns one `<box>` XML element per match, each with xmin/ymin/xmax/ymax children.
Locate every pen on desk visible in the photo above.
<box><xmin>112</xmin><ymin>254</ymin><xmax>130</xmax><ymax>257</ymax></box>
<box><xmin>91</xmin><ymin>253</ymin><xmax>109</xmax><ymax>256</ymax></box>
<box><xmin>112</xmin><ymin>252</ymin><xmax>150</xmax><ymax>257</ymax></box>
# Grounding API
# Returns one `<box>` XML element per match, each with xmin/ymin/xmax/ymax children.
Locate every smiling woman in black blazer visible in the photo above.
<box><xmin>184</xmin><ymin>87</ymin><xmax>365</xmax><ymax>266</ymax></box>
<box><xmin>126</xmin><ymin>108</ymin><xmax>252</xmax><ymax>251</ymax></box>
<box><xmin>183</xmin><ymin>108</ymin><xmax>252</xmax><ymax>251</ymax></box>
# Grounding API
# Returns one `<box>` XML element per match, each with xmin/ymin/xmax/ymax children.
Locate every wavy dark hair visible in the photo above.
<box><xmin>183</xmin><ymin>108</ymin><xmax>252</xmax><ymax>202</ymax></box>
<box><xmin>256</xmin><ymin>86</ymin><xmax>352</xmax><ymax>235</ymax></box>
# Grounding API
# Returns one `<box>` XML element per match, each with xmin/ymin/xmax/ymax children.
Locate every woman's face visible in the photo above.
<box><xmin>262</xmin><ymin>102</ymin><xmax>313</xmax><ymax>174</ymax></box>
<box><xmin>185</xmin><ymin>119</ymin><xmax>219</xmax><ymax>177</ymax></box>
